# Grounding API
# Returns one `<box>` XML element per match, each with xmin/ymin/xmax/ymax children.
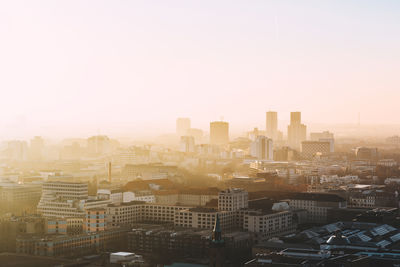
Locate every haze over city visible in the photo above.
<box><xmin>2</xmin><ymin>1</ymin><xmax>400</xmax><ymax>267</ymax></box>
<box><xmin>1</xmin><ymin>1</ymin><xmax>400</xmax><ymax>139</ymax></box>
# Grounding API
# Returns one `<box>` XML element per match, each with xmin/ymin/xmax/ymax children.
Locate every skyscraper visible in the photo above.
<box><xmin>266</xmin><ymin>111</ymin><xmax>278</xmax><ymax>140</ymax></box>
<box><xmin>210</xmin><ymin>121</ymin><xmax>229</xmax><ymax>145</ymax></box>
<box><xmin>287</xmin><ymin>112</ymin><xmax>306</xmax><ymax>150</ymax></box>
<box><xmin>290</xmin><ymin>111</ymin><xmax>301</xmax><ymax>125</ymax></box>
<box><xmin>250</xmin><ymin>136</ymin><xmax>273</xmax><ymax>160</ymax></box>
<box><xmin>176</xmin><ymin>118</ymin><xmax>191</xmax><ymax>136</ymax></box>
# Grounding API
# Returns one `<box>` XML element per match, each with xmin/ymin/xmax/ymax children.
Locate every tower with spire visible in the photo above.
<box><xmin>209</xmin><ymin>215</ymin><xmax>225</xmax><ymax>267</ymax></box>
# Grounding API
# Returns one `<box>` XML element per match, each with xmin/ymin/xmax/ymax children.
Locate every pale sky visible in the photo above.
<box><xmin>0</xmin><ymin>1</ymin><xmax>399</xmax><ymax>139</ymax></box>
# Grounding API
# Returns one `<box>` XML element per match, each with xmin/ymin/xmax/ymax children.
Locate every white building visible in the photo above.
<box><xmin>250</xmin><ymin>136</ymin><xmax>273</xmax><ymax>161</ymax></box>
<box><xmin>123</xmin><ymin>191</ymin><xmax>155</xmax><ymax>203</ymax></box>
<box><xmin>42</xmin><ymin>181</ymin><xmax>88</xmax><ymax>200</ymax></box>
<box><xmin>218</xmin><ymin>188</ymin><xmax>248</xmax><ymax>211</ymax></box>
<box><xmin>38</xmin><ymin>181</ymin><xmax>110</xmax><ymax>218</ymax></box>
<box><xmin>97</xmin><ymin>189</ymin><xmax>123</xmax><ymax>204</ymax></box>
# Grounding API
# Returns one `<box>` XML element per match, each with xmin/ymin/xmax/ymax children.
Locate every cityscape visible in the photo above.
<box><xmin>2</xmin><ymin>1</ymin><xmax>400</xmax><ymax>267</ymax></box>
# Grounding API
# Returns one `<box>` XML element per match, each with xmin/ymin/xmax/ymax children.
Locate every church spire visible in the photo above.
<box><xmin>212</xmin><ymin>214</ymin><xmax>224</xmax><ymax>245</ymax></box>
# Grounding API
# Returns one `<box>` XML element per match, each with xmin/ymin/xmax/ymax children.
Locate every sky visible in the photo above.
<box><xmin>0</xmin><ymin>1</ymin><xmax>400</xmax><ymax>139</ymax></box>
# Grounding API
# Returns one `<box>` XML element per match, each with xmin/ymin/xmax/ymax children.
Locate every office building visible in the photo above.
<box><xmin>266</xmin><ymin>111</ymin><xmax>278</xmax><ymax>140</ymax></box>
<box><xmin>84</xmin><ymin>208</ymin><xmax>106</xmax><ymax>233</ymax></box>
<box><xmin>16</xmin><ymin>227</ymin><xmax>128</xmax><ymax>257</ymax></box>
<box><xmin>301</xmin><ymin>141</ymin><xmax>331</xmax><ymax>159</ymax></box>
<box><xmin>45</xmin><ymin>218</ymin><xmax>67</xmax><ymax>235</ymax></box>
<box><xmin>210</xmin><ymin>121</ymin><xmax>229</xmax><ymax>145</ymax></box>
<box><xmin>106</xmin><ymin>201</ymin><xmax>187</xmax><ymax>227</ymax></box>
<box><xmin>309</xmin><ymin>131</ymin><xmax>334</xmax><ymax>153</ymax></box>
<box><xmin>244</xmin><ymin>210</ymin><xmax>296</xmax><ymax>240</ymax></box>
<box><xmin>37</xmin><ymin>182</ymin><xmax>110</xmax><ymax>218</ymax></box>
<box><xmin>287</xmin><ymin>112</ymin><xmax>307</xmax><ymax>150</ymax></box>
<box><xmin>41</xmin><ymin>181</ymin><xmax>88</xmax><ymax>200</ymax></box>
<box><xmin>287</xmin><ymin>193</ymin><xmax>346</xmax><ymax>223</ymax></box>
<box><xmin>250</xmin><ymin>136</ymin><xmax>273</xmax><ymax>160</ymax></box>
<box><xmin>176</xmin><ymin>117</ymin><xmax>191</xmax><ymax>136</ymax></box>
<box><xmin>0</xmin><ymin>182</ymin><xmax>42</xmax><ymax>215</ymax></box>
<box><xmin>218</xmin><ymin>188</ymin><xmax>248</xmax><ymax>212</ymax></box>
<box><xmin>174</xmin><ymin>207</ymin><xmax>236</xmax><ymax>231</ymax></box>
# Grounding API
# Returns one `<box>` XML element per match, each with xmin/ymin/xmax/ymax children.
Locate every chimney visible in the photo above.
<box><xmin>108</xmin><ymin>162</ymin><xmax>112</xmax><ymax>183</ymax></box>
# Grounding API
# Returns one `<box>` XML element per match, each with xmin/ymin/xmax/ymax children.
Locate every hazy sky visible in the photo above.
<box><xmin>1</xmin><ymin>1</ymin><xmax>399</xmax><ymax>139</ymax></box>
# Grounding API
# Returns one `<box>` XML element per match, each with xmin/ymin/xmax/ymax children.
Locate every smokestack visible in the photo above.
<box><xmin>108</xmin><ymin>162</ymin><xmax>112</xmax><ymax>183</ymax></box>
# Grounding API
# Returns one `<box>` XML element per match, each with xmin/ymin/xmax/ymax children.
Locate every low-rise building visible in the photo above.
<box><xmin>287</xmin><ymin>193</ymin><xmax>346</xmax><ymax>223</ymax></box>
<box><xmin>244</xmin><ymin>210</ymin><xmax>296</xmax><ymax>242</ymax></box>
<box><xmin>174</xmin><ymin>207</ymin><xmax>236</xmax><ymax>231</ymax></box>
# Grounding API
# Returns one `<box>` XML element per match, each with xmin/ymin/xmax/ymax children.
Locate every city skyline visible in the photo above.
<box><xmin>1</xmin><ymin>1</ymin><xmax>400</xmax><ymax>139</ymax></box>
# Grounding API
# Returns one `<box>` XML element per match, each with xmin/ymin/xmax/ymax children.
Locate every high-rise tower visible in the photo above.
<box><xmin>210</xmin><ymin>121</ymin><xmax>229</xmax><ymax>146</ymax></box>
<box><xmin>266</xmin><ymin>111</ymin><xmax>278</xmax><ymax>140</ymax></box>
<box><xmin>287</xmin><ymin>112</ymin><xmax>306</xmax><ymax>150</ymax></box>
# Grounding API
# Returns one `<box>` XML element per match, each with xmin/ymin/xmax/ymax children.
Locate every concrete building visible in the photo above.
<box><xmin>16</xmin><ymin>227</ymin><xmax>128</xmax><ymax>257</ymax></box>
<box><xmin>244</xmin><ymin>210</ymin><xmax>296</xmax><ymax>241</ymax></box>
<box><xmin>266</xmin><ymin>111</ymin><xmax>278</xmax><ymax>140</ymax></box>
<box><xmin>210</xmin><ymin>121</ymin><xmax>229</xmax><ymax>146</ymax></box>
<box><xmin>45</xmin><ymin>218</ymin><xmax>67</xmax><ymax>235</ymax></box>
<box><xmin>174</xmin><ymin>207</ymin><xmax>236</xmax><ymax>231</ymax></box>
<box><xmin>0</xmin><ymin>182</ymin><xmax>42</xmax><ymax>215</ymax></box>
<box><xmin>98</xmin><ymin>189</ymin><xmax>123</xmax><ymax>204</ymax></box>
<box><xmin>84</xmin><ymin>208</ymin><xmax>106</xmax><ymax>233</ymax></box>
<box><xmin>250</xmin><ymin>136</ymin><xmax>273</xmax><ymax>160</ymax></box>
<box><xmin>287</xmin><ymin>112</ymin><xmax>307</xmax><ymax>151</ymax></box>
<box><xmin>41</xmin><ymin>181</ymin><xmax>88</xmax><ymax>200</ymax></box>
<box><xmin>218</xmin><ymin>188</ymin><xmax>248</xmax><ymax>212</ymax></box>
<box><xmin>287</xmin><ymin>193</ymin><xmax>347</xmax><ymax>223</ymax></box>
<box><xmin>38</xmin><ymin>182</ymin><xmax>110</xmax><ymax>218</ymax></box>
<box><xmin>301</xmin><ymin>141</ymin><xmax>331</xmax><ymax>159</ymax></box>
<box><xmin>106</xmin><ymin>201</ymin><xmax>187</xmax><ymax>227</ymax></box>
<box><xmin>123</xmin><ymin>191</ymin><xmax>155</xmax><ymax>203</ymax></box>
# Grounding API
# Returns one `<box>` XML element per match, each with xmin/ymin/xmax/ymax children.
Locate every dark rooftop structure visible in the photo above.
<box><xmin>288</xmin><ymin>192</ymin><xmax>346</xmax><ymax>202</ymax></box>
